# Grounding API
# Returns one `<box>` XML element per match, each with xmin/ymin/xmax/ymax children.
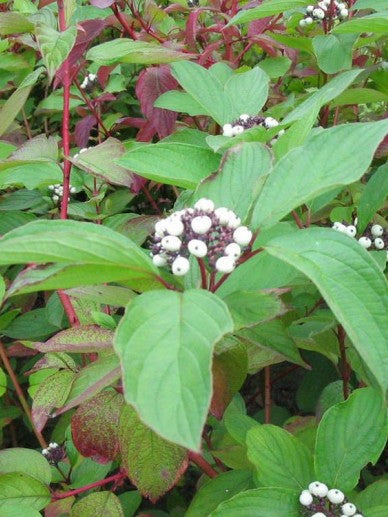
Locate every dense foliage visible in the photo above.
<box><xmin>0</xmin><ymin>0</ymin><xmax>387</xmax><ymax>515</ymax></box>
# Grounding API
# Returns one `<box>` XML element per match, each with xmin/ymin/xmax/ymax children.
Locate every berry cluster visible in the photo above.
<box><xmin>332</xmin><ymin>220</ymin><xmax>386</xmax><ymax>251</ymax></box>
<box><xmin>150</xmin><ymin>198</ymin><xmax>253</xmax><ymax>276</ymax></box>
<box><xmin>222</xmin><ymin>114</ymin><xmax>284</xmax><ymax>139</ymax></box>
<box><xmin>48</xmin><ymin>183</ymin><xmax>76</xmax><ymax>204</ymax></box>
<box><xmin>80</xmin><ymin>73</ymin><xmax>97</xmax><ymax>90</ymax></box>
<box><xmin>299</xmin><ymin>1</ymin><xmax>349</xmax><ymax>26</ymax></box>
<box><xmin>300</xmin><ymin>481</ymin><xmax>363</xmax><ymax>517</ymax></box>
<box><xmin>42</xmin><ymin>442</ymin><xmax>65</xmax><ymax>464</ymax></box>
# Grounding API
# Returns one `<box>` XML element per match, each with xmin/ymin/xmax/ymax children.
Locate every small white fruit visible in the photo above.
<box><xmin>340</xmin><ymin>8</ymin><xmax>348</xmax><ymax>17</ymax></box>
<box><xmin>227</xmin><ymin>215</ymin><xmax>241</xmax><ymax>229</ymax></box>
<box><xmin>346</xmin><ymin>225</ymin><xmax>357</xmax><ymax>237</ymax></box>
<box><xmin>70</xmin><ymin>186</ymin><xmax>77</xmax><ymax>194</ymax></box>
<box><xmin>48</xmin><ymin>185</ymin><xmax>55</xmax><ymax>191</ymax></box>
<box><xmin>371</xmin><ymin>224</ymin><xmax>383</xmax><ymax>237</ymax></box>
<box><xmin>342</xmin><ymin>503</ymin><xmax>357</xmax><ymax>516</ymax></box>
<box><xmin>155</xmin><ymin>220</ymin><xmax>167</xmax><ymax>237</ymax></box>
<box><xmin>318</xmin><ymin>1</ymin><xmax>328</xmax><ymax>10</ymax></box>
<box><xmin>299</xmin><ymin>19</ymin><xmax>306</xmax><ymax>26</ymax></box>
<box><xmin>152</xmin><ymin>254</ymin><xmax>167</xmax><ymax>267</ymax></box>
<box><xmin>224</xmin><ymin>242</ymin><xmax>241</xmax><ymax>259</ymax></box>
<box><xmin>299</xmin><ymin>490</ymin><xmax>313</xmax><ymax>506</ymax></box>
<box><xmin>306</xmin><ymin>4</ymin><xmax>314</xmax><ymax>11</ymax></box>
<box><xmin>308</xmin><ymin>481</ymin><xmax>324</xmax><ymax>497</ymax></box>
<box><xmin>232</xmin><ymin>125</ymin><xmax>244</xmax><ymax>135</ymax></box>
<box><xmin>165</xmin><ymin>219</ymin><xmax>184</xmax><ymax>236</ymax></box>
<box><xmin>264</xmin><ymin>117</ymin><xmax>279</xmax><ymax>128</ymax></box>
<box><xmin>188</xmin><ymin>239</ymin><xmax>208</xmax><ymax>258</ymax></box>
<box><xmin>239</xmin><ymin>114</ymin><xmax>250</xmax><ymax>122</ymax></box>
<box><xmin>315</xmin><ymin>482</ymin><xmax>328</xmax><ymax>497</ymax></box>
<box><xmin>358</xmin><ymin>236</ymin><xmax>372</xmax><ymax>249</ymax></box>
<box><xmin>161</xmin><ymin>235</ymin><xmax>181</xmax><ymax>252</ymax></box>
<box><xmin>327</xmin><ymin>489</ymin><xmax>345</xmax><ymax>504</ymax></box>
<box><xmin>194</xmin><ymin>198</ymin><xmax>215</xmax><ymax>213</ymax></box>
<box><xmin>311</xmin><ymin>513</ymin><xmax>326</xmax><ymax>517</ymax></box>
<box><xmin>305</xmin><ymin>16</ymin><xmax>313</xmax><ymax>24</ymax></box>
<box><xmin>172</xmin><ymin>256</ymin><xmax>190</xmax><ymax>276</ymax></box>
<box><xmin>215</xmin><ymin>256</ymin><xmax>235</xmax><ymax>274</ymax></box>
<box><xmin>374</xmin><ymin>238</ymin><xmax>385</xmax><ymax>250</ymax></box>
<box><xmin>215</xmin><ymin>207</ymin><xmax>233</xmax><ymax>225</ymax></box>
<box><xmin>313</xmin><ymin>7</ymin><xmax>325</xmax><ymax>18</ymax></box>
<box><xmin>191</xmin><ymin>215</ymin><xmax>212</xmax><ymax>234</ymax></box>
<box><xmin>233</xmin><ymin>226</ymin><xmax>252</xmax><ymax>246</ymax></box>
<box><xmin>223</xmin><ymin>123</ymin><xmax>234</xmax><ymax>137</ymax></box>
<box><xmin>52</xmin><ymin>195</ymin><xmax>59</xmax><ymax>202</ymax></box>
<box><xmin>353</xmin><ymin>514</ymin><xmax>364</xmax><ymax>517</ymax></box>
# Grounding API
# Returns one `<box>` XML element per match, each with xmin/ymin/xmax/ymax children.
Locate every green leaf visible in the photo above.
<box><xmin>358</xmin><ymin>163</ymin><xmax>388</xmax><ymax>233</ymax></box>
<box><xmin>38</xmin><ymin>325</ymin><xmax>114</xmax><ymax>353</ymax></box>
<box><xmin>315</xmin><ymin>387</ymin><xmax>387</xmax><ymax>491</ymax></box>
<box><xmin>283</xmin><ymin>69</ymin><xmax>362</xmax><ymax>124</ymax></box>
<box><xmin>333</xmin><ymin>11</ymin><xmax>388</xmax><ymax>33</ymax></box>
<box><xmin>224</xmin><ymin>290</ymin><xmax>286</xmax><ymax>330</ymax></box>
<box><xmin>171</xmin><ymin>61</ymin><xmax>269</xmax><ymax>125</ymax></box>
<box><xmin>0</xmin><ymin>12</ymin><xmax>34</xmax><ymax>35</ymax></box>
<box><xmin>330</xmin><ymin>88</ymin><xmax>388</xmax><ymax>107</ymax></box>
<box><xmin>72</xmin><ymin>391</ymin><xmax>124</xmax><ymax>464</ymax></box>
<box><xmin>32</xmin><ymin>370</ymin><xmax>76</xmax><ymax>431</ymax></box>
<box><xmin>71</xmin><ymin>492</ymin><xmax>124</xmax><ymax>517</ymax></box>
<box><xmin>0</xmin><ymin>141</ymin><xmax>16</xmax><ymax>159</ymax></box>
<box><xmin>36</xmin><ymin>24</ymin><xmax>76</xmax><ymax>80</ymax></box>
<box><xmin>0</xmin><ymin>68</ymin><xmax>44</xmax><ymax>137</ymax></box>
<box><xmin>0</xmin><ymin>220</ymin><xmax>158</xmax><ymax>291</ymax></box>
<box><xmin>114</xmin><ymin>289</ymin><xmax>234</xmax><ymax>450</ymax></box>
<box><xmin>119</xmin><ymin>404</ymin><xmax>188</xmax><ymax>502</ymax></box>
<box><xmin>257</xmin><ymin>56</ymin><xmax>292</xmax><ymax>78</ymax></box>
<box><xmin>154</xmin><ymin>91</ymin><xmax>205</xmax><ymax>116</ymax></box>
<box><xmin>364</xmin><ymin>507</ymin><xmax>388</xmax><ymax>517</ymax></box>
<box><xmin>313</xmin><ymin>34</ymin><xmax>357</xmax><ymax>74</ymax></box>
<box><xmin>0</xmin><ymin>448</ymin><xmax>52</xmax><ymax>485</ymax></box>
<box><xmin>117</xmin><ymin>142</ymin><xmax>220</xmax><ymax>189</ymax></box>
<box><xmin>354</xmin><ymin>480</ymin><xmax>388</xmax><ymax>511</ymax></box>
<box><xmin>186</xmin><ymin>470</ymin><xmax>253</xmax><ymax>517</ymax></box>
<box><xmin>228</xmin><ymin>0</ymin><xmax>311</xmax><ymax>25</ymax></box>
<box><xmin>354</xmin><ymin>0</ymin><xmax>386</xmax><ymax>10</ymax></box>
<box><xmin>0</xmin><ymin>276</ymin><xmax>4</xmax><ymax>306</ymax></box>
<box><xmin>0</xmin><ymin>473</ymin><xmax>51</xmax><ymax>510</ymax></box>
<box><xmin>72</xmin><ymin>138</ymin><xmax>134</xmax><ymax>188</ymax></box>
<box><xmin>2</xmin><ymin>308</ymin><xmax>60</xmax><ymax>340</ymax></box>
<box><xmin>251</xmin><ymin>120</ymin><xmax>388</xmax><ymax>229</ymax></box>
<box><xmin>247</xmin><ymin>424</ymin><xmax>314</xmax><ymax>489</ymax></box>
<box><xmin>0</xmin><ymin>505</ymin><xmax>42</xmax><ymax>517</ymax></box>
<box><xmin>210</xmin><ymin>487</ymin><xmax>300</xmax><ymax>516</ymax></box>
<box><xmin>0</xmin><ymin>367</ymin><xmax>6</xmax><ymax>397</ymax></box>
<box><xmin>192</xmin><ymin>142</ymin><xmax>272</xmax><ymax>222</ymax></box>
<box><xmin>264</xmin><ymin>228</ymin><xmax>388</xmax><ymax>392</ymax></box>
<box><xmin>86</xmin><ymin>39</ymin><xmax>192</xmax><ymax>65</ymax></box>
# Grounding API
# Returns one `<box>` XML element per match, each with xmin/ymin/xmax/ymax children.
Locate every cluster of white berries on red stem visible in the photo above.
<box><xmin>80</xmin><ymin>73</ymin><xmax>97</xmax><ymax>90</ymax></box>
<box><xmin>150</xmin><ymin>198</ymin><xmax>253</xmax><ymax>277</ymax></box>
<box><xmin>299</xmin><ymin>1</ymin><xmax>349</xmax><ymax>26</ymax></box>
<box><xmin>222</xmin><ymin>114</ymin><xmax>284</xmax><ymax>141</ymax></box>
<box><xmin>332</xmin><ymin>219</ymin><xmax>386</xmax><ymax>251</ymax></box>
<box><xmin>300</xmin><ymin>481</ymin><xmax>363</xmax><ymax>517</ymax></box>
<box><xmin>42</xmin><ymin>442</ymin><xmax>65</xmax><ymax>464</ymax></box>
<box><xmin>48</xmin><ymin>183</ymin><xmax>76</xmax><ymax>204</ymax></box>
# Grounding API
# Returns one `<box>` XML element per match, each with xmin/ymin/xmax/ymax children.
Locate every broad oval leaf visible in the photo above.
<box><xmin>114</xmin><ymin>289</ymin><xmax>234</xmax><ymax>450</ymax></box>
<box><xmin>312</xmin><ymin>34</ymin><xmax>356</xmax><ymax>74</ymax></box>
<box><xmin>0</xmin><ymin>448</ymin><xmax>51</xmax><ymax>485</ymax></box>
<box><xmin>0</xmin><ymin>473</ymin><xmax>51</xmax><ymax>510</ymax></box>
<box><xmin>210</xmin><ymin>487</ymin><xmax>300</xmax><ymax>516</ymax></box>
<box><xmin>246</xmin><ymin>424</ymin><xmax>314</xmax><ymax>489</ymax></box>
<box><xmin>37</xmin><ymin>325</ymin><xmax>114</xmax><ymax>353</ymax></box>
<box><xmin>251</xmin><ymin>120</ymin><xmax>388</xmax><ymax>229</ymax></box>
<box><xmin>315</xmin><ymin>387</ymin><xmax>387</xmax><ymax>491</ymax></box>
<box><xmin>333</xmin><ymin>11</ymin><xmax>388</xmax><ymax>34</ymax></box>
<box><xmin>36</xmin><ymin>24</ymin><xmax>76</xmax><ymax>80</ymax></box>
<box><xmin>70</xmin><ymin>491</ymin><xmax>124</xmax><ymax>517</ymax></box>
<box><xmin>119</xmin><ymin>404</ymin><xmax>188</xmax><ymax>502</ymax></box>
<box><xmin>264</xmin><ymin>228</ymin><xmax>388</xmax><ymax>392</ymax></box>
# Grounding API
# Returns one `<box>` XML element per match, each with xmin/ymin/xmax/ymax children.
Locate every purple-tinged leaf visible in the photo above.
<box><xmin>119</xmin><ymin>404</ymin><xmax>188</xmax><ymax>502</ymax></box>
<box><xmin>36</xmin><ymin>325</ymin><xmax>114</xmax><ymax>353</ymax></box>
<box><xmin>26</xmin><ymin>352</ymin><xmax>77</xmax><ymax>374</ymax></box>
<box><xmin>75</xmin><ymin>115</ymin><xmax>97</xmax><ymax>148</ymax></box>
<box><xmin>136</xmin><ymin>65</ymin><xmax>178</xmax><ymax>138</ymax></box>
<box><xmin>72</xmin><ymin>391</ymin><xmax>124</xmax><ymax>464</ymax></box>
<box><xmin>91</xmin><ymin>0</ymin><xmax>115</xmax><ymax>7</ymax></box>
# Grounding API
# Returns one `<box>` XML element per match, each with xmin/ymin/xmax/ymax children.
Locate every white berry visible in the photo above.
<box><xmin>374</xmin><ymin>237</ymin><xmax>385</xmax><ymax>250</ymax></box>
<box><xmin>299</xmin><ymin>490</ymin><xmax>313</xmax><ymax>506</ymax></box>
<box><xmin>225</xmin><ymin>242</ymin><xmax>241</xmax><ymax>259</ymax></box>
<box><xmin>305</xmin><ymin>16</ymin><xmax>313</xmax><ymax>24</ymax></box>
<box><xmin>191</xmin><ymin>215</ymin><xmax>212</xmax><ymax>234</ymax></box>
<box><xmin>340</xmin><ymin>8</ymin><xmax>348</xmax><ymax>17</ymax></box>
<box><xmin>371</xmin><ymin>224</ymin><xmax>383</xmax><ymax>237</ymax></box>
<box><xmin>345</xmin><ymin>225</ymin><xmax>357</xmax><ymax>237</ymax></box>
<box><xmin>318</xmin><ymin>1</ymin><xmax>328</xmax><ymax>10</ymax></box>
<box><xmin>232</xmin><ymin>125</ymin><xmax>244</xmax><ymax>136</ymax></box>
<box><xmin>353</xmin><ymin>514</ymin><xmax>363</xmax><ymax>517</ymax></box>
<box><xmin>194</xmin><ymin>198</ymin><xmax>215</xmax><ymax>213</ymax></box>
<box><xmin>313</xmin><ymin>7</ymin><xmax>325</xmax><ymax>18</ymax></box>
<box><xmin>233</xmin><ymin>226</ymin><xmax>252</xmax><ymax>246</ymax></box>
<box><xmin>161</xmin><ymin>235</ymin><xmax>181</xmax><ymax>252</ymax></box>
<box><xmin>188</xmin><ymin>239</ymin><xmax>208</xmax><ymax>258</ymax></box>
<box><xmin>52</xmin><ymin>195</ymin><xmax>59</xmax><ymax>202</ymax></box>
<box><xmin>215</xmin><ymin>207</ymin><xmax>233</xmax><ymax>225</ymax></box>
<box><xmin>223</xmin><ymin>124</ymin><xmax>234</xmax><ymax>137</ymax></box>
<box><xmin>299</xmin><ymin>19</ymin><xmax>306</xmax><ymax>26</ymax></box>
<box><xmin>264</xmin><ymin>117</ymin><xmax>279</xmax><ymax>128</ymax></box>
<box><xmin>70</xmin><ymin>186</ymin><xmax>76</xmax><ymax>194</ymax></box>
<box><xmin>48</xmin><ymin>185</ymin><xmax>55</xmax><ymax>191</ymax></box>
<box><xmin>306</xmin><ymin>4</ymin><xmax>314</xmax><ymax>11</ymax></box>
<box><xmin>311</xmin><ymin>513</ymin><xmax>326</xmax><ymax>517</ymax></box>
<box><xmin>308</xmin><ymin>481</ymin><xmax>326</xmax><ymax>497</ymax></box>
<box><xmin>342</xmin><ymin>503</ymin><xmax>357</xmax><ymax>516</ymax></box>
<box><xmin>215</xmin><ymin>256</ymin><xmax>235</xmax><ymax>274</ymax></box>
<box><xmin>152</xmin><ymin>254</ymin><xmax>167</xmax><ymax>267</ymax></box>
<box><xmin>327</xmin><ymin>489</ymin><xmax>345</xmax><ymax>504</ymax></box>
<box><xmin>358</xmin><ymin>236</ymin><xmax>371</xmax><ymax>249</ymax></box>
<box><xmin>172</xmin><ymin>256</ymin><xmax>190</xmax><ymax>276</ymax></box>
<box><xmin>155</xmin><ymin>220</ymin><xmax>167</xmax><ymax>237</ymax></box>
<box><xmin>227</xmin><ymin>215</ymin><xmax>241</xmax><ymax>229</ymax></box>
<box><xmin>239</xmin><ymin>114</ymin><xmax>250</xmax><ymax>122</ymax></box>
<box><xmin>165</xmin><ymin>219</ymin><xmax>184</xmax><ymax>236</ymax></box>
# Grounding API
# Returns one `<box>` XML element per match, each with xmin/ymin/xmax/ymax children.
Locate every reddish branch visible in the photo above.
<box><xmin>188</xmin><ymin>451</ymin><xmax>218</xmax><ymax>478</ymax></box>
<box><xmin>197</xmin><ymin>258</ymin><xmax>208</xmax><ymax>289</ymax></box>
<box><xmin>52</xmin><ymin>471</ymin><xmax>126</xmax><ymax>500</ymax></box>
<box><xmin>0</xmin><ymin>341</ymin><xmax>47</xmax><ymax>449</ymax></box>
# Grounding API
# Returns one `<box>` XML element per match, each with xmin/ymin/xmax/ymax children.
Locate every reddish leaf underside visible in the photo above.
<box><xmin>119</xmin><ymin>404</ymin><xmax>188</xmax><ymax>502</ymax></box>
<box><xmin>36</xmin><ymin>325</ymin><xmax>114</xmax><ymax>353</ymax></box>
<box><xmin>72</xmin><ymin>391</ymin><xmax>124</xmax><ymax>464</ymax></box>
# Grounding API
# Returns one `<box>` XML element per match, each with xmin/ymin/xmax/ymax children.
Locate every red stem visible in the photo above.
<box><xmin>141</xmin><ymin>184</ymin><xmax>161</xmax><ymax>215</ymax></box>
<box><xmin>52</xmin><ymin>472</ymin><xmax>126</xmax><ymax>500</ymax></box>
<box><xmin>291</xmin><ymin>210</ymin><xmax>304</xmax><ymax>229</ymax></box>
<box><xmin>58</xmin><ymin>291</ymin><xmax>80</xmax><ymax>326</ymax></box>
<box><xmin>74</xmin><ymin>79</ymin><xmax>110</xmax><ymax>137</ymax></box>
<box><xmin>111</xmin><ymin>4</ymin><xmax>137</xmax><ymax>39</ymax></box>
<box><xmin>197</xmin><ymin>258</ymin><xmax>208</xmax><ymax>289</ymax></box>
<box><xmin>155</xmin><ymin>275</ymin><xmax>179</xmax><ymax>291</ymax></box>
<box><xmin>188</xmin><ymin>452</ymin><xmax>218</xmax><ymax>478</ymax></box>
